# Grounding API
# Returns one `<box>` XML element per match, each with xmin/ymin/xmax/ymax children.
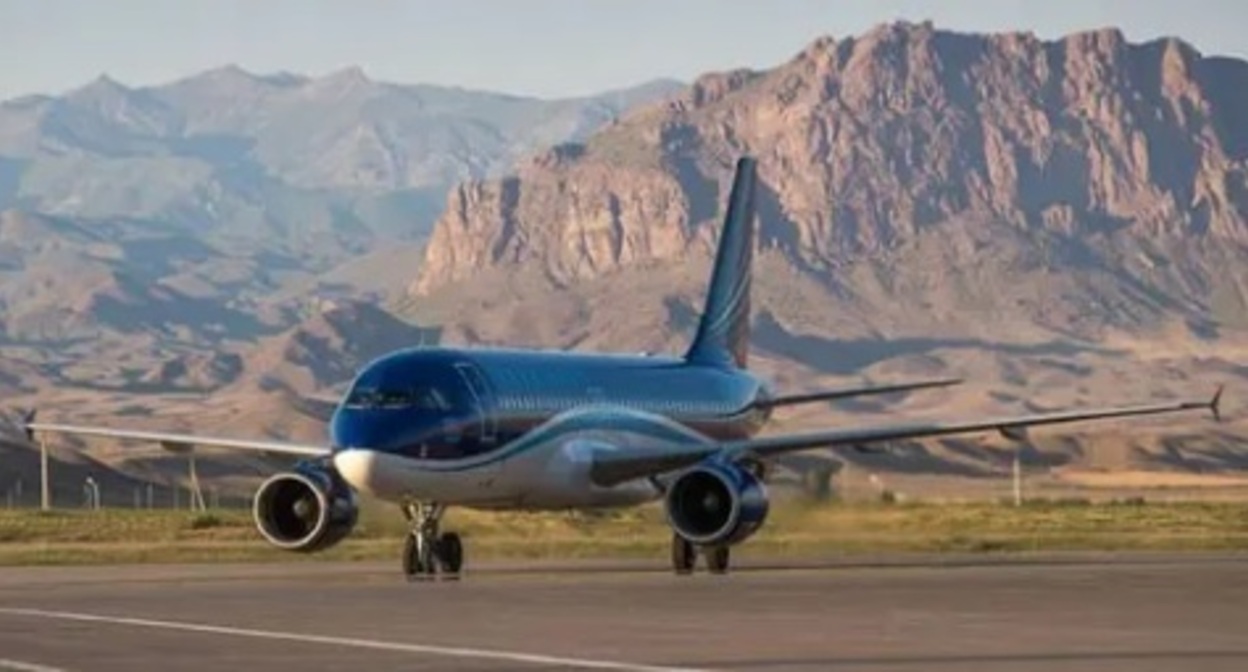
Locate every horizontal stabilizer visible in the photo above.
<box><xmin>755</xmin><ymin>377</ymin><xmax>962</xmax><ymax>410</ymax></box>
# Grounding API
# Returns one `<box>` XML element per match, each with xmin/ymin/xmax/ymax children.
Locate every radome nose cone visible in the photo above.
<box><xmin>333</xmin><ymin>449</ymin><xmax>385</xmax><ymax>496</ymax></box>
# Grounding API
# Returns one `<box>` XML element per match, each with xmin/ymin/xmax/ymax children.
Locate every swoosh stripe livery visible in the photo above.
<box><xmin>401</xmin><ymin>405</ymin><xmax>716</xmax><ymax>473</ymax></box>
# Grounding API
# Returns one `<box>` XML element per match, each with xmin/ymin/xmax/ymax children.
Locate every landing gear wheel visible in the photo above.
<box><xmin>706</xmin><ymin>545</ymin><xmax>730</xmax><ymax>574</ymax></box>
<box><xmin>671</xmin><ymin>534</ymin><xmax>696</xmax><ymax>575</ymax></box>
<box><xmin>436</xmin><ymin>532</ymin><xmax>463</xmax><ymax>578</ymax></box>
<box><xmin>402</xmin><ymin>533</ymin><xmax>434</xmax><ymax>580</ymax></box>
<box><xmin>402</xmin><ymin>502</ymin><xmax>459</xmax><ymax>581</ymax></box>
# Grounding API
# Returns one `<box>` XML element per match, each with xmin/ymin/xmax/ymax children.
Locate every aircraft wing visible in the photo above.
<box><xmin>590</xmin><ymin>387</ymin><xmax>1223</xmax><ymax>487</ymax></box>
<box><xmin>727</xmin><ymin>388</ymin><xmax>1222</xmax><ymax>459</ymax></box>
<box><xmin>23</xmin><ymin>419</ymin><xmax>331</xmax><ymax>458</ymax></box>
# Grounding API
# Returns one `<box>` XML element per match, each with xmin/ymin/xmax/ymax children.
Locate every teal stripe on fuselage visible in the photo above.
<box><xmin>408</xmin><ymin>405</ymin><xmax>715</xmax><ymax>473</ymax></box>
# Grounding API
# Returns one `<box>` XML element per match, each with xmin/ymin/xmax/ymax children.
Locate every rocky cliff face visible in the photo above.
<box><xmin>412</xmin><ymin>22</ymin><xmax>1248</xmax><ymax>343</ymax></box>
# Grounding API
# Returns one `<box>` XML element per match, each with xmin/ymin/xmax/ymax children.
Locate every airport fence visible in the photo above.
<box><xmin>0</xmin><ymin>477</ymin><xmax>255</xmax><ymax>512</ymax></box>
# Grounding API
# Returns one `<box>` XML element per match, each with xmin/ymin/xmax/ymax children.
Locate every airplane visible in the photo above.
<box><xmin>21</xmin><ymin>156</ymin><xmax>1223</xmax><ymax>580</ymax></box>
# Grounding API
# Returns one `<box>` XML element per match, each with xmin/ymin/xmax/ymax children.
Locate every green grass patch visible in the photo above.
<box><xmin>2</xmin><ymin>499</ymin><xmax>1247</xmax><ymax>566</ymax></box>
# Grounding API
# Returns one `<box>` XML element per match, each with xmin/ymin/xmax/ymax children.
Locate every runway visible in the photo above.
<box><xmin>1</xmin><ymin>554</ymin><xmax>1247</xmax><ymax>671</ymax></box>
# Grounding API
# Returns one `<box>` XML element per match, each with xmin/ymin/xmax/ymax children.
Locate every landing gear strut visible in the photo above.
<box><xmin>670</xmin><ymin>533</ymin><xmax>731</xmax><ymax>575</ymax></box>
<box><xmin>672</xmin><ymin>534</ymin><xmax>696</xmax><ymax>575</ymax></box>
<box><xmin>402</xmin><ymin>502</ymin><xmax>463</xmax><ymax>580</ymax></box>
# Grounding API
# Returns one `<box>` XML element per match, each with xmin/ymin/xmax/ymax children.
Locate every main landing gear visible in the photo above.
<box><xmin>671</xmin><ymin>533</ymin><xmax>731</xmax><ymax>575</ymax></box>
<box><xmin>402</xmin><ymin>502</ymin><xmax>463</xmax><ymax>581</ymax></box>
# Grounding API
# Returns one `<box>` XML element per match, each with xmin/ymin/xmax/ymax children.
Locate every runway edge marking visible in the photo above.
<box><xmin>0</xmin><ymin>660</ymin><xmax>68</xmax><ymax>672</ymax></box>
<box><xmin>0</xmin><ymin>607</ymin><xmax>715</xmax><ymax>672</ymax></box>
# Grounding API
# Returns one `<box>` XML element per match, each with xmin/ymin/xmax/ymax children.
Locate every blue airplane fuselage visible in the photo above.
<box><xmin>329</xmin><ymin>346</ymin><xmax>775</xmax><ymax>463</ymax></box>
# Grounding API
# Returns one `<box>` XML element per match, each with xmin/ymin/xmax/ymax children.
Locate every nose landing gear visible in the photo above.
<box><xmin>402</xmin><ymin>502</ymin><xmax>464</xmax><ymax>580</ymax></box>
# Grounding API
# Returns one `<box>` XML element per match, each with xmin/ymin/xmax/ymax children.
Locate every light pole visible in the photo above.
<box><xmin>21</xmin><ymin>410</ymin><xmax>49</xmax><ymax>511</ymax></box>
<box><xmin>160</xmin><ymin>441</ymin><xmax>205</xmax><ymax>512</ymax></box>
<box><xmin>188</xmin><ymin>450</ymin><xmax>206</xmax><ymax>512</ymax></box>
<box><xmin>83</xmin><ymin>476</ymin><xmax>100</xmax><ymax>510</ymax></box>
<box><xmin>40</xmin><ymin>433</ymin><xmax>50</xmax><ymax>511</ymax></box>
<box><xmin>1012</xmin><ymin>447</ymin><xmax>1022</xmax><ymax>507</ymax></box>
<box><xmin>1000</xmin><ymin>426</ymin><xmax>1028</xmax><ymax>507</ymax></box>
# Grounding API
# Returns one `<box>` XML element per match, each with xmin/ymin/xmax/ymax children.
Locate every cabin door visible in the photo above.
<box><xmin>453</xmin><ymin>362</ymin><xmax>498</xmax><ymax>448</ymax></box>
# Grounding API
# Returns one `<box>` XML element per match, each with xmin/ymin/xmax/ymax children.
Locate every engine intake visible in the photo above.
<box><xmin>253</xmin><ymin>464</ymin><xmax>358</xmax><ymax>553</ymax></box>
<box><xmin>665</xmin><ymin>460</ymin><xmax>769</xmax><ymax>546</ymax></box>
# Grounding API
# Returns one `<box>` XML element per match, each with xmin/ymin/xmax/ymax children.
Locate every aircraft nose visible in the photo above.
<box><xmin>333</xmin><ymin>449</ymin><xmax>391</xmax><ymax>498</ymax></box>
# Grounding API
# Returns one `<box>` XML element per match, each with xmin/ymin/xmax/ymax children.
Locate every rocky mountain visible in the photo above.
<box><xmin>226</xmin><ymin>298</ymin><xmax>440</xmax><ymax>396</ymax></box>
<box><xmin>416</xmin><ymin>22</ymin><xmax>1248</xmax><ymax>344</ymax></box>
<box><xmin>0</xmin><ymin>210</ymin><xmax>291</xmax><ymax>341</ymax></box>
<box><xmin>0</xmin><ymin>67</ymin><xmax>681</xmax><ymax>379</ymax></box>
<box><xmin>0</xmin><ymin>68</ymin><xmax>682</xmax><ymax>248</ymax></box>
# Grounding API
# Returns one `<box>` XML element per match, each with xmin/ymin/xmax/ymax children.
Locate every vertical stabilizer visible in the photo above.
<box><xmin>684</xmin><ymin>156</ymin><xmax>757</xmax><ymax>369</ymax></box>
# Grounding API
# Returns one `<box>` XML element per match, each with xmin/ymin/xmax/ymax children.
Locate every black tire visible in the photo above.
<box><xmin>671</xmin><ymin>534</ymin><xmax>696</xmax><ymax>575</ymax></box>
<box><xmin>436</xmin><ymin>532</ymin><xmax>464</xmax><ymax>576</ymax></box>
<box><xmin>706</xmin><ymin>545</ymin><xmax>730</xmax><ymax>574</ymax></box>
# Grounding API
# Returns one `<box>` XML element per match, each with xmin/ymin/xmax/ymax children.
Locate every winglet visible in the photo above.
<box><xmin>1183</xmin><ymin>385</ymin><xmax>1225</xmax><ymax>422</ymax></box>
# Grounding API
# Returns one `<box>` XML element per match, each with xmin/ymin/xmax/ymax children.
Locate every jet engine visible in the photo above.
<box><xmin>252</xmin><ymin>463</ymin><xmax>358</xmax><ymax>552</ymax></box>
<box><xmin>664</xmin><ymin>460</ymin><xmax>769</xmax><ymax>546</ymax></box>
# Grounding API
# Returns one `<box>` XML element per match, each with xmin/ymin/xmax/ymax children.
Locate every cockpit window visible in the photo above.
<box><xmin>345</xmin><ymin>386</ymin><xmax>451</xmax><ymax>411</ymax></box>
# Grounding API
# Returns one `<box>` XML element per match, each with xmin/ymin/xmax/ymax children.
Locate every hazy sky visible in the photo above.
<box><xmin>1</xmin><ymin>0</ymin><xmax>1245</xmax><ymax>100</ymax></box>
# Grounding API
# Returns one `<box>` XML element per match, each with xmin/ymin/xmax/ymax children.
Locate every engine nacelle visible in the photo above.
<box><xmin>252</xmin><ymin>463</ymin><xmax>358</xmax><ymax>553</ymax></box>
<box><xmin>664</xmin><ymin>460</ymin><xmax>770</xmax><ymax>547</ymax></box>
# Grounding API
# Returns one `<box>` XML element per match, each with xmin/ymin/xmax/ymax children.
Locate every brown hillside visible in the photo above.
<box><xmin>411</xmin><ymin>22</ymin><xmax>1248</xmax><ymax>345</ymax></box>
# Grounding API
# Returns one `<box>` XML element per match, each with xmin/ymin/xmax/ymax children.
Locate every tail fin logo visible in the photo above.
<box><xmin>684</xmin><ymin>157</ymin><xmax>757</xmax><ymax>369</ymax></box>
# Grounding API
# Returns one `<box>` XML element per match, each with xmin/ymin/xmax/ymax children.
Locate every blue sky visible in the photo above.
<box><xmin>1</xmin><ymin>0</ymin><xmax>1245</xmax><ymax>100</ymax></box>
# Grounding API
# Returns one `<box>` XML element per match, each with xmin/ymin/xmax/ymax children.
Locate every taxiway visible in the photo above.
<box><xmin>1</xmin><ymin>553</ymin><xmax>1246</xmax><ymax>671</ymax></box>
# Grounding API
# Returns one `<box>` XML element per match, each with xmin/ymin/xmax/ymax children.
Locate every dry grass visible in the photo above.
<box><xmin>2</xmin><ymin>498</ymin><xmax>1247</xmax><ymax>566</ymax></box>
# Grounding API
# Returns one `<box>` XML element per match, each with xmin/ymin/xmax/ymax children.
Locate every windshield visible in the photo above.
<box><xmin>344</xmin><ymin>385</ymin><xmax>452</xmax><ymax>411</ymax></box>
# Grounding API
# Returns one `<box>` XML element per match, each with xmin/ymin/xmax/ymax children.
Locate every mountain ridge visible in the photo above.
<box><xmin>410</xmin><ymin>21</ymin><xmax>1248</xmax><ymax>347</ymax></box>
<box><xmin>0</xmin><ymin>66</ymin><xmax>685</xmax><ymax>250</ymax></box>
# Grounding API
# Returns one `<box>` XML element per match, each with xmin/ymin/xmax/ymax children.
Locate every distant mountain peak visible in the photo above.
<box><xmin>70</xmin><ymin>74</ymin><xmax>131</xmax><ymax>99</ymax></box>
<box><xmin>199</xmin><ymin>63</ymin><xmax>258</xmax><ymax>82</ymax></box>
<box><xmin>314</xmin><ymin>66</ymin><xmax>372</xmax><ymax>89</ymax></box>
<box><xmin>866</xmin><ymin>18</ymin><xmax>937</xmax><ymax>37</ymax></box>
<box><xmin>165</xmin><ymin>64</ymin><xmax>308</xmax><ymax>92</ymax></box>
<box><xmin>1067</xmin><ymin>25</ymin><xmax>1128</xmax><ymax>47</ymax></box>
